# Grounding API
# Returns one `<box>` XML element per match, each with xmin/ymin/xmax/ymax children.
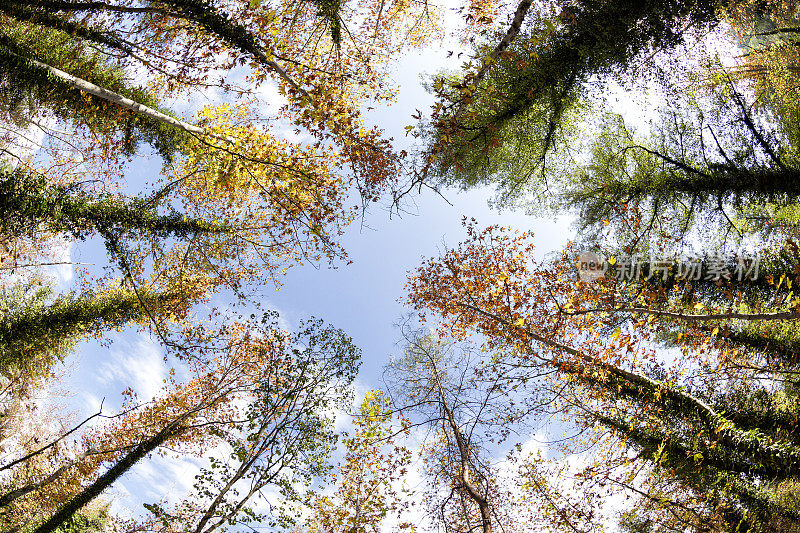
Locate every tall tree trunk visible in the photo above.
<box><xmin>32</xmin><ymin>419</ymin><xmax>187</xmax><ymax>533</ymax></box>
<box><xmin>430</xmin><ymin>361</ymin><xmax>492</xmax><ymax>533</ymax></box>
<box><xmin>1</xmin><ymin>49</ymin><xmax>205</xmax><ymax>136</ymax></box>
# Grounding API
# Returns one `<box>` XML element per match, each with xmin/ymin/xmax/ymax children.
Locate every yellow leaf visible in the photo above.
<box><xmin>514</xmin><ymin>318</ymin><xmax>525</xmax><ymax>327</ymax></box>
<box><xmin>608</xmin><ymin>256</ymin><xmax>616</xmax><ymax>265</ymax></box>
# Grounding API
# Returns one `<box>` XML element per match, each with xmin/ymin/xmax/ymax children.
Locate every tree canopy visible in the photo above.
<box><xmin>4</xmin><ymin>0</ymin><xmax>800</xmax><ymax>531</ymax></box>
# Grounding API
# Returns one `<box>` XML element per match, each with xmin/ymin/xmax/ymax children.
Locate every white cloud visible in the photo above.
<box><xmin>253</xmin><ymin>79</ymin><xmax>288</xmax><ymax>117</ymax></box>
<box><xmin>48</xmin><ymin>237</ymin><xmax>74</xmax><ymax>287</ymax></box>
<box><xmin>97</xmin><ymin>333</ymin><xmax>166</xmax><ymax>402</ymax></box>
<box><xmin>109</xmin><ymin>453</ymin><xmax>203</xmax><ymax>520</ymax></box>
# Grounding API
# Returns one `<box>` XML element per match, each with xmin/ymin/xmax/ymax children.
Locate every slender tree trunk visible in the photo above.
<box><xmin>158</xmin><ymin>0</ymin><xmax>309</xmax><ymax>98</ymax></box>
<box><xmin>456</xmin><ymin>301</ymin><xmax>800</xmax><ymax>477</ymax></box>
<box><xmin>430</xmin><ymin>363</ymin><xmax>492</xmax><ymax>533</ymax></box>
<box><xmin>2</xmin><ymin>49</ymin><xmax>205</xmax><ymax>136</ymax></box>
<box><xmin>566</xmin><ymin>306</ymin><xmax>800</xmax><ymax>322</ymax></box>
<box><xmin>454</xmin><ymin>0</ymin><xmax>534</xmax><ymax>119</ymax></box>
<box><xmin>32</xmin><ymin>419</ymin><xmax>187</xmax><ymax>533</ymax></box>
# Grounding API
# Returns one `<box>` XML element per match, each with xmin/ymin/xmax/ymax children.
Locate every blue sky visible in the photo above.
<box><xmin>4</xmin><ymin>5</ymin><xmax>755</xmax><ymax>530</ymax></box>
<box><xmin>45</xmin><ymin>22</ymin><xmax>731</xmax><ymax>524</ymax></box>
<box><xmin>57</xmin><ymin>28</ymin><xmax>576</xmax><ymax>408</ymax></box>
<box><xmin>38</xmin><ymin>35</ymin><xmax>576</xmax><ymax>523</ymax></box>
